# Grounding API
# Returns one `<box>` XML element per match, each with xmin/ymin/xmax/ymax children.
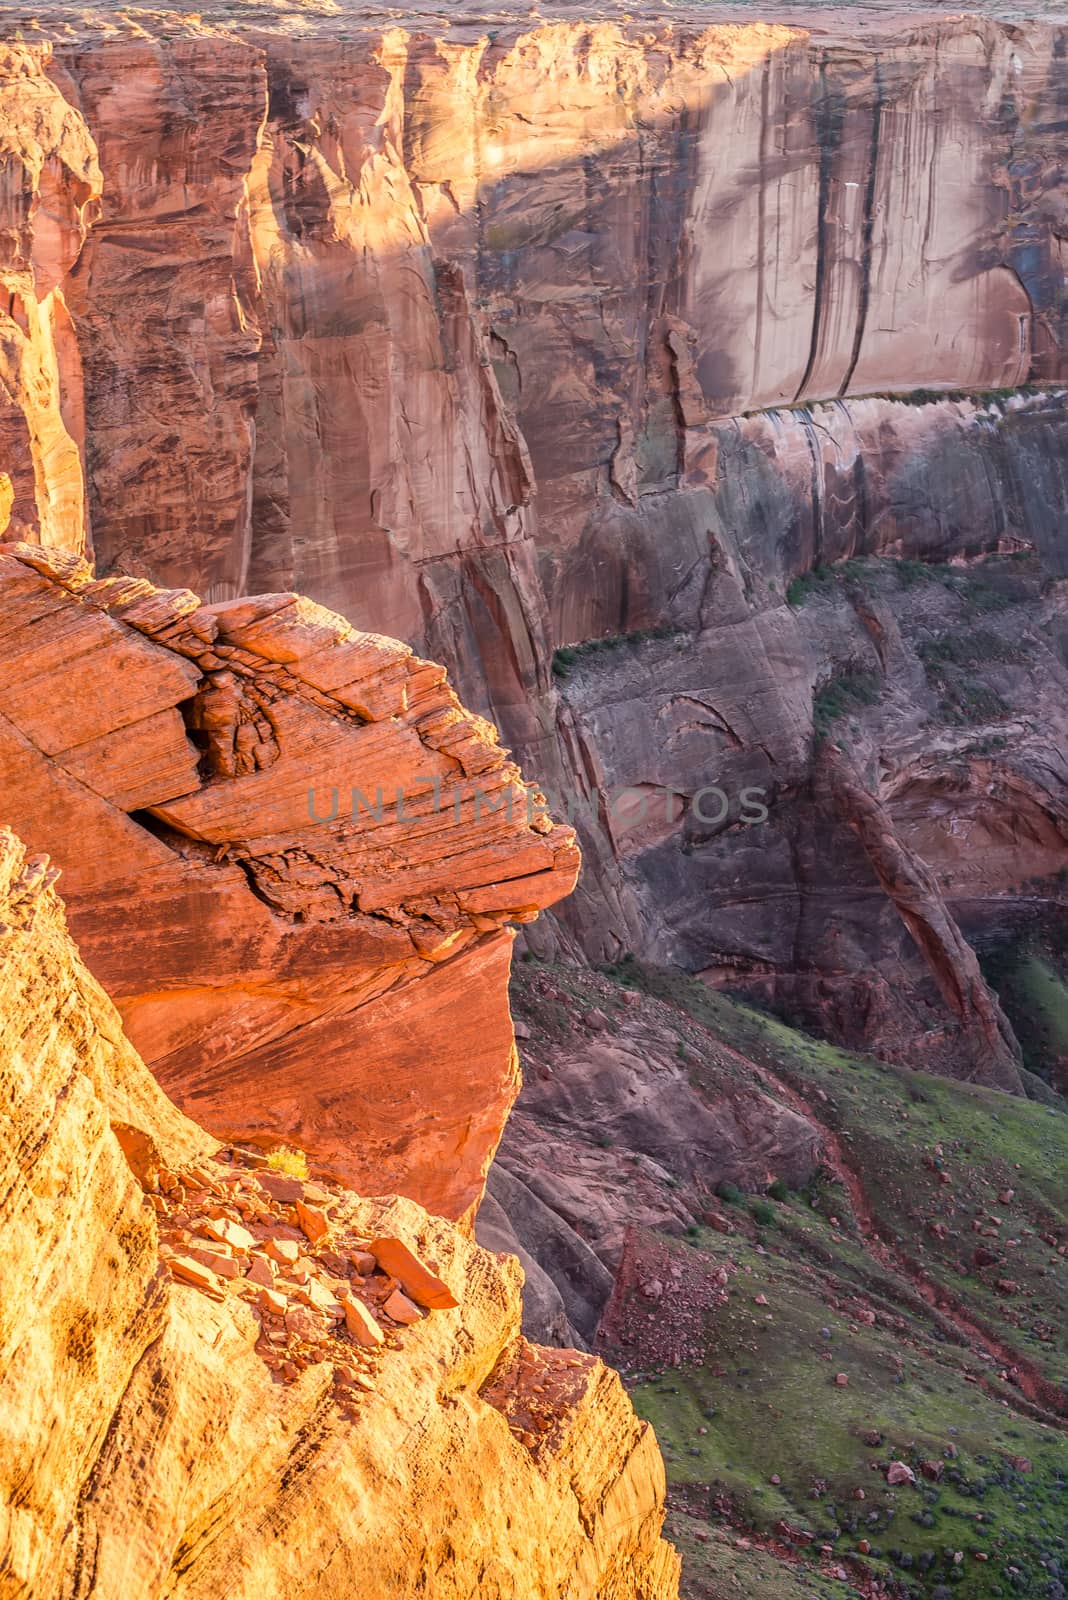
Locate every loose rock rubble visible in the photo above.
<box><xmin>155</xmin><ymin>1149</ymin><xmax>458</xmax><ymax>1415</ymax></box>
<box><xmin>482</xmin><ymin>1340</ymin><xmax>596</xmax><ymax>1457</ymax></box>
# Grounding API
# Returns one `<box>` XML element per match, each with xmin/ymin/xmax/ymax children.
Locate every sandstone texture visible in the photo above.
<box><xmin>2</xmin><ymin>5</ymin><xmax>1064</xmax><ymax>619</ymax></box>
<box><xmin>0</xmin><ymin>5</ymin><xmax>1064</xmax><ymax>1094</ymax></box>
<box><xmin>0</xmin><ymin>821</ymin><xmax>679</xmax><ymax>1598</ymax></box>
<box><xmin>0</xmin><ymin>543</ymin><xmax>578</xmax><ymax>1220</ymax></box>
<box><xmin>0</xmin><ymin>11</ymin><xmax>1063</xmax><ymax>1591</ymax></box>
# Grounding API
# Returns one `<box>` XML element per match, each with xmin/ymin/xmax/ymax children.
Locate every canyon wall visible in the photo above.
<box><xmin>5</xmin><ymin>11</ymin><xmax>1067</xmax><ymax>687</ymax></box>
<box><xmin>1</xmin><ymin>6</ymin><xmax>1066</xmax><ymax>1087</ymax></box>
<box><xmin>0</xmin><ymin>821</ymin><xmax>678</xmax><ymax>1598</ymax></box>
<box><xmin>0</xmin><ymin>541</ymin><xmax>578</xmax><ymax>1220</ymax></box>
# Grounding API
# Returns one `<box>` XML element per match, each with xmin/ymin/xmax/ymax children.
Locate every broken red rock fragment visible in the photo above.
<box><xmin>256</xmin><ymin>1170</ymin><xmax>304</xmax><ymax>1204</ymax></box>
<box><xmin>296</xmin><ymin>1200</ymin><xmax>330</xmax><ymax>1244</ymax></box>
<box><xmin>297</xmin><ymin>1279</ymin><xmax>344</xmax><ymax>1317</ymax></box>
<box><xmin>201</xmin><ymin>1216</ymin><xmax>254</xmax><ymax>1251</ymax></box>
<box><xmin>187</xmin><ymin>1246</ymin><xmax>242</xmax><ymax>1280</ymax></box>
<box><xmin>169</xmin><ymin>1256</ymin><xmax>225</xmax><ymax>1298</ymax></box>
<box><xmin>265</xmin><ymin>1237</ymin><xmax>301</xmax><ymax>1267</ymax></box>
<box><xmin>383</xmin><ymin>1290</ymin><xmax>422</xmax><ymax>1325</ymax></box>
<box><xmin>370</xmin><ymin>1235</ymin><xmax>460</xmax><ymax>1310</ymax></box>
<box><xmin>245</xmin><ymin>1255</ymin><xmax>276</xmax><ymax>1287</ymax></box>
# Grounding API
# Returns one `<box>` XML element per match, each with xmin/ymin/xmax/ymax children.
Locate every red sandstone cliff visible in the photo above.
<box><xmin>0</xmin><ymin>541</ymin><xmax>578</xmax><ymax>1220</ymax></box>
<box><xmin>2</xmin><ymin>10</ymin><xmax>1065</xmax><ymax>693</ymax></box>
<box><xmin>0</xmin><ymin>822</ymin><xmax>678</xmax><ymax>1597</ymax></box>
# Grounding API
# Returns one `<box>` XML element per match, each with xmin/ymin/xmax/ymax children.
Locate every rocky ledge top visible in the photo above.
<box><xmin>0</xmin><ymin>1</ymin><xmax>1064</xmax><ymax>43</ymax></box>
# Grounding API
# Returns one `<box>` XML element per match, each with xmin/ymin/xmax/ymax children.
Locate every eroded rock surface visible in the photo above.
<box><xmin>3</xmin><ymin>8</ymin><xmax>1065</xmax><ymax>620</ymax></box>
<box><xmin>477</xmin><ymin>959</ymin><xmax>824</xmax><ymax>1347</ymax></box>
<box><xmin>0</xmin><ymin>823</ymin><xmax>678</xmax><ymax>1599</ymax></box>
<box><xmin>0</xmin><ymin>544</ymin><xmax>578</xmax><ymax>1219</ymax></box>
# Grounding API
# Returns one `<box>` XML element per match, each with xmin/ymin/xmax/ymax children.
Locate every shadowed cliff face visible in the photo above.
<box><xmin>1</xmin><ymin>7</ymin><xmax>1066</xmax><ymax>1090</ymax></box>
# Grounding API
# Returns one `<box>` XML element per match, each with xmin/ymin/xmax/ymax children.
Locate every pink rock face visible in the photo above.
<box><xmin>0</xmin><ymin>544</ymin><xmax>579</xmax><ymax>1220</ymax></box>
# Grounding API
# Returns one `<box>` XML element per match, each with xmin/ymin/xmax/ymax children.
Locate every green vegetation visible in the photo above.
<box><xmin>916</xmin><ymin>632</ymin><xmax>1016</xmax><ymax>671</ymax></box>
<box><xmin>785</xmin><ymin>551</ymin><xmax>1035</xmax><ymax>614</ymax></box>
<box><xmin>739</xmin><ymin>383</ymin><xmax>1054</xmax><ymax>426</ymax></box>
<box><xmin>786</xmin><ymin>560</ymin><xmax>874</xmax><ymax>607</ymax></box>
<box><xmin>1010</xmin><ymin>957</ymin><xmax>1068</xmax><ymax>1058</ymax></box>
<box><xmin>813</xmin><ymin>669</ymin><xmax>882</xmax><ymax>738</ymax></box>
<box><xmin>868</xmin><ymin>383</ymin><xmax>1047</xmax><ymax>409</ymax></box>
<box><xmin>631</xmin><ymin>1212</ymin><xmax>1064</xmax><ymax>1600</ymax></box>
<box><xmin>579</xmin><ymin>959</ymin><xmax>1066</xmax><ymax>1600</ymax></box>
<box><xmin>551</xmin><ymin>623</ymin><xmax>685</xmax><ymax>679</ymax></box>
<box><xmin>786</xmin><ymin>554</ymin><xmax>958</xmax><ymax>607</ymax></box>
<box><xmin>786</xmin><ymin>566</ymin><xmax>833</xmax><ymax>607</ymax></box>
<box><xmin>982</xmin><ymin>946</ymin><xmax>1068</xmax><ymax>1089</ymax></box>
<box><xmin>663</xmin><ymin>1505</ymin><xmax>860</xmax><ymax>1600</ymax></box>
<box><xmin>916</xmin><ymin>629</ymin><xmax>1020</xmax><ymax>725</ymax></box>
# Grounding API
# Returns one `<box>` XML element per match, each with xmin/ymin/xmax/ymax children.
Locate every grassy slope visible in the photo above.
<box><xmin>984</xmin><ymin>952</ymin><xmax>1068</xmax><ymax>1092</ymax></box>
<box><xmin>590</xmin><ymin>965</ymin><xmax>1067</xmax><ymax>1600</ymax></box>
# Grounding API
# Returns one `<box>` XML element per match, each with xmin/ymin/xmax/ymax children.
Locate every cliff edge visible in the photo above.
<box><xmin>0</xmin><ymin>816</ymin><xmax>678</xmax><ymax>1597</ymax></box>
<box><xmin>0</xmin><ymin>541</ymin><xmax>579</xmax><ymax>1221</ymax></box>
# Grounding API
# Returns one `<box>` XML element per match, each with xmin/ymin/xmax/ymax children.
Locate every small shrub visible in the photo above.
<box><xmin>767</xmin><ymin>1178</ymin><xmax>790</xmax><ymax>1203</ymax></box>
<box><xmin>916</xmin><ymin>634</ymin><xmax>1015</xmax><ymax>724</ymax></box>
<box><xmin>813</xmin><ymin>669</ymin><xmax>881</xmax><ymax>737</ymax></box>
<box><xmin>750</xmin><ymin>1198</ymin><xmax>776</xmax><ymax>1227</ymax></box>
<box><xmin>716</xmin><ymin>1179</ymin><xmax>743</xmax><ymax>1205</ymax></box>
<box><xmin>786</xmin><ymin>567</ymin><xmax>832</xmax><ymax>607</ymax></box>
<box><xmin>266</xmin><ymin>1145</ymin><xmax>308</xmax><ymax>1179</ymax></box>
<box><xmin>961</xmin><ymin>577</ymin><xmax>1013</xmax><ymax>614</ymax></box>
<box><xmin>895</xmin><ymin>557</ymin><xmax>947</xmax><ymax>587</ymax></box>
<box><xmin>916</xmin><ymin>628</ymin><xmax>1016</xmax><ymax>670</ymax></box>
<box><xmin>551</xmin><ymin>625</ymin><xmax>683</xmax><ymax>679</ymax></box>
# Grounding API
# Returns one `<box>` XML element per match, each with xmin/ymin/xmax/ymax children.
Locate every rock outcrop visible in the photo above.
<box><xmin>0</xmin><ymin>42</ymin><xmax>100</xmax><ymax>554</ymax></box>
<box><xmin>0</xmin><ymin>822</ymin><xmax>679</xmax><ymax>1598</ymax></box>
<box><xmin>0</xmin><ymin>542</ymin><xmax>578</xmax><ymax>1220</ymax></box>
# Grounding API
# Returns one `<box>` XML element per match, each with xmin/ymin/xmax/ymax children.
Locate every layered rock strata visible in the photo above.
<box><xmin>0</xmin><ymin>822</ymin><xmax>679</xmax><ymax>1598</ymax></box>
<box><xmin>4</xmin><ymin>10</ymin><xmax>1064</xmax><ymax>607</ymax></box>
<box><xmin>0</xmin><ymin>542</ymin><xmax>579</xmax><ymax>1219</ymax></box>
